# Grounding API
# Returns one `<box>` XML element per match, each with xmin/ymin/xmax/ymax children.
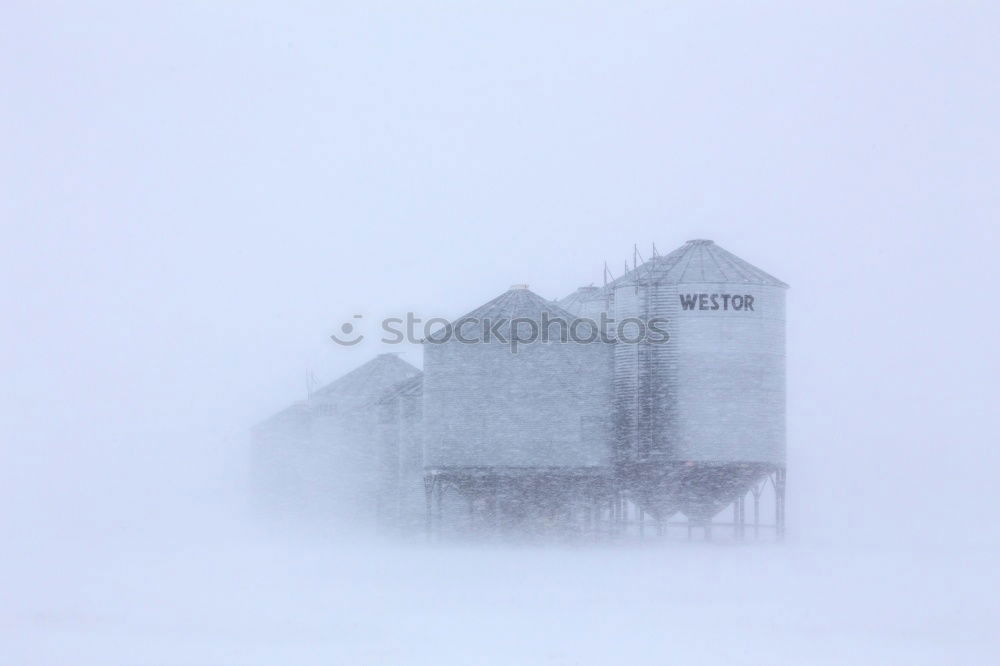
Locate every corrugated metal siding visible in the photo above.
<box><xmin>670</xmin><ymin>283</ymin><xmax>786</xmax><ymax>463</ymax></box>
<box><xmin>250</xmin><ymin>403</ymin><xmax>313</xmax><ymax>509</ymax></box>
<box><xmin>648</xmin><ymin>283</ymin><xmax>680</xmax><ymax>459</ymax></box>
<box><xmin>611</xmin><ymin>243</ymin><xmax>786</xmax><ymax>467</ymax></box>
<box><xmin>376</xmin><ymin>377</ymin><xmax>426</xmax><ymax>531</ymax></box>
<box><xmin>612</xmin><ymin>284</ymin><xmax>640</xmax><ymax>462</ymax></box>
<box><xmin>423</xmin><ymin>322</ymin><xmax>613</xmax><ymax>469</ymax></box>
<box><xmin>252</xmin><ymin>355</ymin><xmax>421</xmax><ymax>520</ymax></box>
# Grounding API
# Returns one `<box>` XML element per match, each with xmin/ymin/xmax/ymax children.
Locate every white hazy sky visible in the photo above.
<box><xmin>2</xmin><ymin>2</ymin><xmax>998</xmax><ymax>546</ymax></box>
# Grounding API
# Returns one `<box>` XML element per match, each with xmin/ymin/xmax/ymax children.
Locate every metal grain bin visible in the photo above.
<box><xmin>610</xmin><ymin>240</ymin><xmax>787</xmax><ymax>464</ymax></box>
<box><xmin>252</xmin><ymin>354</ymin><xmax>420</xmax><ymax>523</ymax></box>
<box><xmin>422</xmin><ymin>286</ymin><xmax>613</xmax><ymax>470</ymax></box>
<box><xmin>557</xmin><ymin>285</ymin><xmax>610</xmax><ymax>322</ymax></box>
<box><xmin>250</xmin><ymin>401</ymin><xmax>314</xmax><ymax>513</ymax></box>
<box><xmin>609</xmin><ymin>240</ymin><xmax>787</xmax><ymax>520</ymax></box>
<box><xmin>375</xmin><ymin>373</ymin><xmax>425</xmax><ymax>532</ymax></box>
<box><xmin>307</xmin><ymin>354</ymin><xmax>421</xmax><ymax>520</ymax></box>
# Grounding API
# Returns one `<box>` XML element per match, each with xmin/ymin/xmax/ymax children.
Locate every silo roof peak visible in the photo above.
<box><xmin>427</xmin><ymin>286</ymin><xmax>575</xmax><ymax>340</ymax></box>
<box><xmin>609</xmin><ymin>240</ymin><xmax>788</xmax><ymax>288</ymax></box>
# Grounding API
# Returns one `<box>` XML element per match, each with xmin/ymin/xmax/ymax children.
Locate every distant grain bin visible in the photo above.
<box><xmin>250</xmin><ymin>401</ymin><xmax>314</xmax><ymax>513</ymax></box>
<box><xmin>375</xmin><ymin>373</ymin><xmax>424</xmax><ymax>532</ymax></box>
<box><xmin>609</xmin><ymin>240</ymin><xmax>787</xmax><ymax>525</ymax></box>
<box><xmin>252</xmin><ymin>354</ymin><xmax>419</xmax><ymax>524</ymax></box>
<box><xmin>306</xmin><ymin>354</ymin><xmax>420</xmax><ymax>521</ymax></box>
<box><xmin>557</xmin><ymin>285</ymin><xmax>610</xmax><ymax>321</ymax></box>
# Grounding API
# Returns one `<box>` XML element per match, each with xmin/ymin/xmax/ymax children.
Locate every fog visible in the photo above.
<box><xmin>2</xmin><ymin>2</ymin><xmax>998</xmax><ymax>664</ymax></box>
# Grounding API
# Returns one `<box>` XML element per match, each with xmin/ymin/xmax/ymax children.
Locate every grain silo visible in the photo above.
<box><xmin>252</xmin><ymin>354</ymin><xmax>420</xmax><ymax>525</ymax></box>
<box><xmin>306</xmin><ymin>354</ymin><xmax>420</xmax><ymax>522</ymax></box>
<box><xmin>250</xmin><ymin>401</ymin><xmax>314</xmax><ymax>514</ymax></box>
<box><xmin>375</xmin><ymin>372</ymin><xmax>425</xmax><ymax>534</ymax></box>
<box><xmin>609</xmin><ymin>240</ymin><xmax>787</xmax><ymax>534</ymax></box>
<box><xmin>557</xmin><ymin>285</ymin><xmax>610</xmax><ymax>321</ymax></box>
<box><xmin>421</xmin><ymin>286</ymin><xmax>614</xmax><ymax>535</ymax></box>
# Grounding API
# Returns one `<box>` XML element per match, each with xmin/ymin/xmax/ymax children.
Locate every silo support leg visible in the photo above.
<box><xmin>486</xmin><ymin>495</ymin><xmax>496</xmax><ymax>534</ymax></box>
<box><xmin>775</xmin><ymin>467</ymin><xmax>786</xmax><ymax>540</ymax></box>
<box><xmin>434</xmin><ymin>477</ymin><xmax>443</xmax><ymax>540</ymax></box>
<box><xmin>492</xmin><ymin>478</ymin><xmax>501</xmax><ymax>535</ymax></box>
<box><xmin>734</xmin><ymin>496</ymin><xmax>745</xmax><ymax>540</ymax></box>
<box><xmin>733</xmin><ymin>500</ymin><xmax>740</xmax><ymax>539</ymax></box>
<box><xmin>751</xmin><ymin>483</ymin><xmax>762</xmax><ymax>539</ymax></box>
<box><xmin>423</xmin><ymin>473</ymin><xmax>437</xmax><ymax>542</ymax></box>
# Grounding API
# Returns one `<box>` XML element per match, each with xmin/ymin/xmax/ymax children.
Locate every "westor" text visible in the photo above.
<box><xmin>679</xmin><ymin>294</ymin><xmax>755</xmax><ymax>311</ymax></box>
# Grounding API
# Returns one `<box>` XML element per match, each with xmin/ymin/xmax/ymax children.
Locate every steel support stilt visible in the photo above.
<box><xmin>735</xmin><ymin>495</ymin><xmax>745</xmax><ymax>540</ymax></box>
<box><xmin>733</xmin><ymin>497</ymin><xmax>740</xmax><ymax>540</ymax></box>
<box><xmin>621</xmin><ymin>497</ymin><xmax>629</xmax><ymax>535</ymax></box>
<box><xmin>423</xmin><ymin>473</ymin><xmax>433</xmax><ymax>541</ymax></box>
<box><xmin>434</xmin><ymin>476</ymin><xmax>443</xmax><ymax>540</ymax></box>
<box><xmin>775</xmin><ymin>467</ymin><xmax>786</xmax><ymax>540</ymax></box>
<box><xmin>751</xmin><ymin>483</ymin><xmax>762</xmax><ymax>540</ymax></box>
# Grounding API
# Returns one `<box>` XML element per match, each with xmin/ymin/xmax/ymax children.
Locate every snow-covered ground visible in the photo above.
<box><xmin>3</xmin><ymin>530</ymin><xmax>995</xmax><ymax>665</ymax></box>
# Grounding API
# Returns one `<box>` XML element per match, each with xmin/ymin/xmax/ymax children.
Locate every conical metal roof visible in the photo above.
<box><xmin>253</xmin><ymin>400</ymin><xmax>312</xmax><ymax>431</ymax></box>
<box><xmin>255</xmin><ymin>355</ymin><xmax>419</xmax><ymax>428</ymax></box>
<box><xmin>374</xmin><ymin>372</ymin><xmax>423</xmax><ymax>405</ymax></box>
<box><xmin>425</xmin><ymin>286</ymin><xmax>577</xmax><ymax>343</ymax></box>
<box><xmin>556</xmin><ymin>285</ymin><xmax>603</xmax><ymax>311</ymax></box>
<box><xmin>609</xmin><ymin>240</ymin><xmax>788</xmax><ymax>288</ymax></box>
<box><xmin>464</xmin><ymin>285</ymin><xmax>576</xmax><ymax>322</ymax></box>
<box><xmin>311</xmin><ymin>353</ymin><xmax>420</xmax><ymax>405</ymax></box>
